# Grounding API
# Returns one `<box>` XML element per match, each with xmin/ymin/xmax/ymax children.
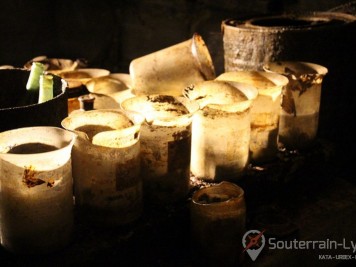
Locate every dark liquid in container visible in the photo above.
<box><xmin>7</xmin><ymin>143</ymin><xmax>58</xmax><ymax>154</ymax></box>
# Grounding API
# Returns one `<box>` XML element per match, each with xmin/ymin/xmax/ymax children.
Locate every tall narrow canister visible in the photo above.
<box><xmin>184</xmin><ymin>80</ymin><xmax>258</xmax><ymax>181</ymax></box>
<box><xmin>216</xmin><ymin>71</ymin><xmax>289</xmax><ymax>163</ymax></box>
<box><xmin>61</xmin><ymin>109</ymin><xmax>144</xmax><ymax>226</ymax></box>
<box><xmin>0</xmin><ymin>126</ymin><xmax>76</xmax><ymax>255</ymax></box>
<box><xmin>121</xmin><ymin>95</ymin><xmax>198</xmax><ymax>204</ymax></box>
<box><xmin>264</xmin><ymin>61</ymin><xmax>328</xmax><ymax>150</ymax></box>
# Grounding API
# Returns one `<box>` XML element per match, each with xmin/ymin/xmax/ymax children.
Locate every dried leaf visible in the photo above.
<box><xmin>22</xmin><ymin>166</ymin><xmax>55</xmax><ymax>188</ymax></box>
<box><xmin>22</xmin><ymin>166</ymin><xmax>45</xmax><ymax>188</ymax></box>
<box><xmin>284</xmin><ymin>67</ymin><xmax>319</xmax><ymax>96</ymax></box>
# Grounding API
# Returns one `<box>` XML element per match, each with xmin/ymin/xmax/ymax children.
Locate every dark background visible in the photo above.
<box><xmin>0</xmin><ymin>1</ymin><xmax>355</xmax><ymax>266</ymax></box>
<box><xmin>0</xmin><ymin>0</ymin><xmax>352</xmax><ymax>72</ymax></box>
<box><xmin>2</xmin><ymin>0</ymin><xmax>354</xmax><ymax>168</ymax></box>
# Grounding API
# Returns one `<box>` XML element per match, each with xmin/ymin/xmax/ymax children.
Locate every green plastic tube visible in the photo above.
<box><xmin>38</xmin><ymin>74</ymin><xmax>54</xmax><ymax>103</ymax></box>
<box><xmin>26</xmin><ymin>62</ymin><xmax>45</xmax><ymax>90</ymax></box>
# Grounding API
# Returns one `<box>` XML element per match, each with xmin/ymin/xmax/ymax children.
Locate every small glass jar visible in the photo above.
<box><xmin>65</xmin><ymin>80</ymin><xmax>90</xmax><ymax>114</ymax></box>
<box><xmin>78</xmin><ymin>94</ymin><xmax>95</xmax><ymax>111</ymax></box>
<box><xmin>191</xmin><ymin>181</ymin><xmax>246</xmax><ymax>267</ymax></box>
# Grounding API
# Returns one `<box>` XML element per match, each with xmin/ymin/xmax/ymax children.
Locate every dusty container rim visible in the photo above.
<box><xmin>59</xmin><ymin>68</ymin><xmax>111</xmax><ymax>85</ymax></box>
<box><xmin>121</xmin><ymin>94</ymin><xmax>199</xmax><ymax>127</ymax></box>
<box><xmin>0</xmin><ymin>69</ymin><xmax>67</xmax><ymax>111</ymax></box>
<box><xmin>263</xmin><ymin>61</ymin><xmax>328</xmax><ymax>76</ymax></box>
<box><xmin>216</xmin><ymin>71</ymin><xmax>289</xmax><ymax>97</ymax></box>
<box><xmin>61</xmin><ymin>109</ymin><xmax>144</xmax><ymax>149</ymax></box>
<box><xmin>185</xmin><ymin>80</ymin><xmax>258</xmax><ymax>113</ymax></box>
<box><xmin>0</xmin><ymin>126</ymin><xmax>76</xmax><ymax>156</ymax></box>
<box><xmin>85</xmin><ymin>73</ymin><xmax>132</xmax><ymax>97</ymax></box>
<box><xmin>205</xmin><ymin>87</ymin><xmax>256</xmax><ymax>113</ymax></box>
<box><xmin>191</xmin><ymin>33</ymin><xmax>216</xmax><ymax>80</ymax></box>
<box><xmin>222</xmin><ymin>12</ymin><xmax>356</xmax><ymax>32</ymax></box>
<box><xmin>61</xmin><ymin>109</ymin><xmax>143</xmax><ymax>130</ymax></box>
<box><xmin>109</xmin><ymin>73</ymin><xmax>132</xmax><ymax>89</ymax></box>
<box><xmin>60</xmin><ymin>68</ymin><xmax>110</xmax><ymax>76</ymax></box>
<box><xmin>192</xmin><ymin>181</ymin><xmax>244</xmax><ymax>206</ymax></box>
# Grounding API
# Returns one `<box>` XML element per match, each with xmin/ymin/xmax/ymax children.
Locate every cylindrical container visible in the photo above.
<box><xmin>216</xmin><ymin>71</ymin><xmax>289</xmax><ymax>163</ymax></box>
<box><xmin>121</xmin><ymin>95</ymin><xmax>198</xmax><ymax>204</ymax></box>
<box><xmin>221</xmin><ymin>12</ymin><xmax>355</xmax><ymax>145</ymax></box>
<box><xmin>129</xmin><ymin>33</ymin><xmax>216</xmax><ymax>96</ymax></box>
<box><xmin>0</xmin><ymin>127</ymin><xmax>76</xmax><ymax>255</ymax></box>
<box><xmin>78</xmin><ymin>94</ymin><xmax>96</xmax><ymax>111</ymax></box>
<box><xmin>190</xmin><ymin>181</ymin><xmax>246</xmax><ymax>267</ymax></box>
<box><xmin>264</xmin><ymin>61</ymin><xmax>328</xmax><ymax>150</ymax></box>
<box><xmin>184</xmin><ymin>80</ymin><xmax>258</xmax><ymax>181</ymax></box>
<box><xmin>0</xmin><ymin>69</ymin><xmax>68</xmax><ymax>132</ymax></box>
<box><xmin>66</xmin><ymin>80</ymin><xmax>90</xmax><ymax>115</ymax></box>
<box><xmin>61</xmin><ymin>109</ymin><xmax>144</xmax><ymax>226</ymax></box>
<box><xmin>221</xmin><ymin>12</ymin><xmax>356</xmax><ymax>72</ymax></box>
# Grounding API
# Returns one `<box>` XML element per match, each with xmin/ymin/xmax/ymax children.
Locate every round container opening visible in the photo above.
<box><xmin>249</xmin><ymin>17</ymin><xmax>330</xmax><ymax>27</ymax></box>
<box><xmin>225</xmin><ymin>12</ymin><xmax>356</xmax><ymax>29</ymax></box>
<box><xmin>246</xmin><ymin>12</ymin><xmax>356</xmax><ymax>29</ymax></box>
